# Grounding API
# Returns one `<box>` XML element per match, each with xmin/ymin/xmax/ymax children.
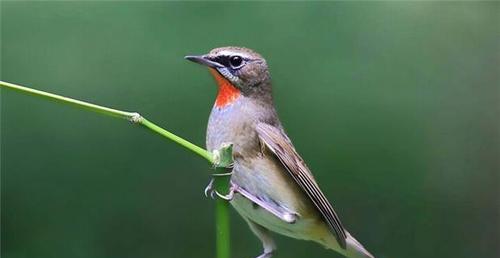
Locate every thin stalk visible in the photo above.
<box><xmin>0</xmin><ymin>80</ymin><xmax>231</xmax><ymax>258</ymax></box>
<box><xmin>0</xmin><ymin>80</ymin><xmax>213</xmax><ymax>163</ymax></box>
<box><xmin>0</xmin><ymin>80</ymin><xmax>134</xmax><ymax>119</ymax></box>
<box><xmin>212</xmin><ymin>144</ymin><xmax>233</xmax><ymax>258</ymax></box>
<box><xmin>215</xmin><ymin>174</ymin><xmax>231</xmax><ymax>258</ymax></box>
<box><xmin>139</xmin><ymin>118</ymin><xmax>213</xmax><ymax>163</ymax></box>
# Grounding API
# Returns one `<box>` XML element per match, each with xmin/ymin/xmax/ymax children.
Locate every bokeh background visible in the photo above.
<box><xmin>1</xmin><ymin>2</ymin><xmax>498</xmax><ymax>258</ymax></box>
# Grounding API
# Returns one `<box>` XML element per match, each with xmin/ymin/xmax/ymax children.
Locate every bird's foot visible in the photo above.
<box><xmin>256</xmin><ymin>251</ymin><xmax>274</xmax><ymax>258</ymax></box>
<box><xmin>214</xmin><ymin>185</ymin><xmax>235</xmax><ymax>201</ymax></box>
<box><xmin>204</xmin><ymin>178</ymin><xmax>236</xmax><ymax>201</ymax></box>
<box><xmin>204</xmin><ymin>178</ymin><xmax>216</xmax><ymax>199</ymax></box>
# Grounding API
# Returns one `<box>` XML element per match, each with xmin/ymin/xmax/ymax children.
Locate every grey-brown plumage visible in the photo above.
<box><xmin>185</xmin><ymin>47</ymin><xmax>374</xmax><ymax>258</ymax></box>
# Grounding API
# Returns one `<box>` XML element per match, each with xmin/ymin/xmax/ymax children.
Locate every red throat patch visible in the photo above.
<box><xmin>209</xmin><ymin>68</ymin><xmax>241</xmax><ymax>108</ymax></box>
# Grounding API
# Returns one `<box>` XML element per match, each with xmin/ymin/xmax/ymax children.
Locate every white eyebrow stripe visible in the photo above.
<box><xmin>217</xmin><ymin>50</ymin><xmax>253</xmax><ymax>59</ymax></box>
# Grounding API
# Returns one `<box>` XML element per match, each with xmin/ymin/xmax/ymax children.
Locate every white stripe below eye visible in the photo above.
<box><xmin>217</xmin><ymin>67</ymin><xmax>240</xmax><ymax>83</ymax></box>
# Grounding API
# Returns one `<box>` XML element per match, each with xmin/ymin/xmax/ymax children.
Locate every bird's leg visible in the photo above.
<box><xmin>245</xmin><ymin>219</ymin><xmax>276</xmax><ymax>258</ymax></box>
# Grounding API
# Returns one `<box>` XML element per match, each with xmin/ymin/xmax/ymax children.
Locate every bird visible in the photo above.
<box><xmin>185</xmin><ymin>47</ymin><xmax>374</xmax><ymax>258</ymax></box>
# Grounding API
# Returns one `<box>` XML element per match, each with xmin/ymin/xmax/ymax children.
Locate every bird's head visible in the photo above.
<box><xmin>185</xmin><ymin>46</ymin><xmax>272</xmax><ymax>108</ymax></box>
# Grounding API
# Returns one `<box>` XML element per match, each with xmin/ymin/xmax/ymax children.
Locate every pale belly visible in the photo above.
<box><xmin>230</xmin><ymin>194</ymin><xmax>319</xmax><ymax>241</ymax></box>
<box><xmin>228</xmin><ymin>157</ymin><xmax>324</xmax><ymax>241</ymax></box>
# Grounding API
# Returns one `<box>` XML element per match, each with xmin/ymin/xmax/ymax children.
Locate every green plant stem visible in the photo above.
<box><xmin>0</xmin><ymin>80</ymin><xmax>213</xmax><ymax>163</ymax></box>
<box><xmin>0</xmin><ymin>80</ymin><xmax>231</xmax><ymax>258</ymax></box>
<box><xmin>212</xmin><ymin>144</ymin><xmax>233</xmax><ymax>258</ymax></box>
<box><xmin>139</xmin><ymin>118</ymin><xmax>213</xmax><ymax>163</ymax></box>
<box><xmin>0</xmin><ymin>80</ymin><xmax>134</xmax><ymax>119</ymax></box>
<box><xmin>215</xmin><ymin>175</ymin><xmax>231</xmax><ymax>258</ymax></box>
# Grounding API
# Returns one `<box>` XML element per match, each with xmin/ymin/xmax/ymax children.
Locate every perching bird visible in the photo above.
<box><xmin>185</xmin><ymin>47</ymin><xmax>374</xmax><ymax>258</ymax></box>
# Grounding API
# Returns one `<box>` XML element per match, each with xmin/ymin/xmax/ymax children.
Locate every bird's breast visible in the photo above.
<box><xmin>206</xmin><ymin>99</ymin><xmax>260</xmax><ymax>155</ymax></box>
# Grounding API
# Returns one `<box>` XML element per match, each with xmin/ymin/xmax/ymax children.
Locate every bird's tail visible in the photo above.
<box><xmin>343</xmin><ymin>232</ymin><xmax>374</xmax><ymax>258</ymax></box>
<box><xmin>322</xmin><ymin>231</ymin><xmax>374</xmax><ymax>258</ymax></box>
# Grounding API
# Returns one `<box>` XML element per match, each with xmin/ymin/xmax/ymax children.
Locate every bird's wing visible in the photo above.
<box><xmin>256</xmin><ymin>123</ymin><xmax>347</xmax><ymax>249</ymax></box>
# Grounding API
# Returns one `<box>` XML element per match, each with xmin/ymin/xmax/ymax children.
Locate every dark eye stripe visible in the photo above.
<box><xmin>214</xmin><ymin>55</ymin><xmax>231</xmax><ymax>67</ymax></box>
<box><xmin>212</xmin><ymin>55</ymin><xmax>251</xmax><ymax>69</ymax></box>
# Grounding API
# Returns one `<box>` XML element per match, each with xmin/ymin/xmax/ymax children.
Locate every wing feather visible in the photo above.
<box><xmin>256</xmin><ymin>123</ymin><xmax>347</xmax><ymax>249</ymax></box>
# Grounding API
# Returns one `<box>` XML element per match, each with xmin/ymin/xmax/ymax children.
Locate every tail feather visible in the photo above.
<box><xmin>322</xmin><ymin>230</ymin><xmax>374</xmax><ymax>258</ymax></box>
<box><xmin>344</xmin><ymin>232</ymin><xmax>374</xmax><ymax>258</ymax></box>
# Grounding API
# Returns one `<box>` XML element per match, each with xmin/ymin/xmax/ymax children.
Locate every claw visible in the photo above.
<box><xmin>214</xmin><ymin>186</ymin><xmax>235</xmax><ymax>201</ymax></box>
<box><xmin>204</xmin><ymin>178</ymin><xmax>215</xmax><ymax>198</ymax></box>
<box><xmin>205</xmin><ymin>175</ymin><xmax>236</xmax><ymax>201</ymax></box>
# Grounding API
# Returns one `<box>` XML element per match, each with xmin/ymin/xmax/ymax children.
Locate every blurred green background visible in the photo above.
<box><xmin>1</xmin><ymin>2</ymin><xmax>498</xmax><ymax>258</ymax></box>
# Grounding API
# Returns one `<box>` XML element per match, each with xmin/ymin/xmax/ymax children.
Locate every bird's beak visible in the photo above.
<box><xmin>184</xmin><ymin>55</ymin><xmax>225</xmax><ymax>68</ymax></box>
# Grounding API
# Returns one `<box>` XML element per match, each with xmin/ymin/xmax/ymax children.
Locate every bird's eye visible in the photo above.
<box><xmin>229</xmin><ymin>56</ymin><xmax>243</xmax><ymax>68</ymax></box>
